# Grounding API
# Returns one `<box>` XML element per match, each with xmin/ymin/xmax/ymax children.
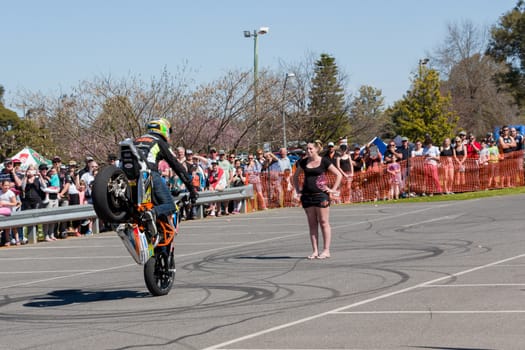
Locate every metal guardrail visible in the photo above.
<box><xmin>0</xmin><ymin>185</ymin><xmax>254</xmax><ymax>244</ymax></box>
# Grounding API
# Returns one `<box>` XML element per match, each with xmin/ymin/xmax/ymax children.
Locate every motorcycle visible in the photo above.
<box><xmin>91</xmin><ymin>138</ymin><xmax>187</xmax><ymax>296</ymax></box>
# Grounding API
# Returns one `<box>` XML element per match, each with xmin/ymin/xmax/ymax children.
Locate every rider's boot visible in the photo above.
<box><xmin>142</xmin><ymin>210</ymin><xmax>158</xmax><ymax>243</ymax></box>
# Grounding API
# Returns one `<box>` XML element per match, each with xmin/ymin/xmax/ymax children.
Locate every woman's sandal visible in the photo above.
<box><xmin>307</xmin><ymin>254</ymin><xmax>318</xmax><ymax>260</ymax></box>
<box><xmin>317</xmin><ymin>253</ymin><xmax>331</xmax><ymax>260</ymax></box>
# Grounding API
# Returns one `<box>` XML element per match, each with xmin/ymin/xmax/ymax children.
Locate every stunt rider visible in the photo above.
<box><xmin>134</xmin><ymin>118</ymin><xmax>198</xmax><ymax>240</ymax></box>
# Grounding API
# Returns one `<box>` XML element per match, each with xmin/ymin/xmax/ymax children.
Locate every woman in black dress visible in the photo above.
<box><xmin>293</xmin><ymin>140</ymin><xmax>342</xmax><ymax>260</ymax></box>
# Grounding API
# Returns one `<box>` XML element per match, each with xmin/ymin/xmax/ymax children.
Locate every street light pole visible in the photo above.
<box><xmin>281</xmin><ymin>73</ymin><xmax>295</xmax><ymax>149</ymax></box>
<box><xmin>244</xmin><ymin>27</ymin><xmax>269</xmax><ymax>148</ymax></box>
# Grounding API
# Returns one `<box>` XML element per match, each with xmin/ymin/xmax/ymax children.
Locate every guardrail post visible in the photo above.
<box><xmin>28</xmin><ymin>226</ymin><xmax>38</xmax><ymax>245</ymax></box>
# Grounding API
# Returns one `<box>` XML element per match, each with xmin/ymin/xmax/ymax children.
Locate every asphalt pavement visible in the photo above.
<box><xmin>1</xmin><ymin>194</ymin><xmax>525</xmax><ymax>350</ymax></box>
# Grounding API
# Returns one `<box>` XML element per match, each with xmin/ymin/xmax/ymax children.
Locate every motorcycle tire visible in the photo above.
<box><xmin>92</xmin><ymin>165</ymin><xmax>131</xmax><ymax>223</ymax></box>
<box><xmin>144</xmin><ymin>252</ymin><xmax>175</xmax><ymax>296</ymax></box>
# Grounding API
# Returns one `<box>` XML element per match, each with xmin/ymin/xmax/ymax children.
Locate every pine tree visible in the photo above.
<box><xmin>392</xmin><ymin>67</ymin><xmax>458</xmax><ymax>142</ymax></box>
<box><xmin>307</xmin><ymin>54</ymin><xmax>349</xmax><ymax>142</ymax></box>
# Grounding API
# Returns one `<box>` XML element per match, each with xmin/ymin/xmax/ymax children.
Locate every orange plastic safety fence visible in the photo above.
<box><xmin>243</xmin><ymin>151</ymin><xmax>524</xmax><ymax>209</ymax></box>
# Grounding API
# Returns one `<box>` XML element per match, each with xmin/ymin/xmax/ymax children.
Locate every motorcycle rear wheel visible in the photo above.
<box><xmin>144</xmin><ymin>252</ymin><xmax>175</xmax><ymax>296</ymax></box>
<box><xmin>92</xmin><ymin>165</ymin><xmax>131</xmax><ymax>223</ymax></box>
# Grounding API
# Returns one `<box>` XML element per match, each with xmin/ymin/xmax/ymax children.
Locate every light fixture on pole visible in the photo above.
<box><xmin>281</xmin><ymin>72</ymin><xmax>295</xmax><ymax>149</ymax></box>
<box><xmin>418</xmin><ymin>58</ymin><xmax>429</xmax><ymax>77</ymax></box>
<box><xmin>243</xmin><ymin>26</ymin><xmax>269</xmax><ymax>148</ymax></box>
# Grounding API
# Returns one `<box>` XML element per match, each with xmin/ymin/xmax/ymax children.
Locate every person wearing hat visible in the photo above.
<box><xmin>206</xmin><ymin>160</ymin><xmax>226</xmax><ymax>216</ymax></box>
<box><xmin>35</xmin><ymin>163</ymin><xmax>57</xmax><ymax>241</ymax></box>
<box><xmin>0</xmin><ymin>158</ymin><xmax>22</xmax><ymax>190</ymax></box>
<box><xmin>396</xmin><ymin>136</ymin><xmax>413</xmax><ymax>197</ymax></box>
<box><xmin>78</xmin><ymin>156</ymin><xmax>94</xmax><ymax>179</ymax></box>
<box><xmin>457</xmin><ymin>131</ymin><xmax>468</xmax><ymax>146</ymax></box>
<box><xmin>351</xmin><ymin>145</ymin><xmax>364</xmax><ymax>174</ymax></box>
<box><xmin>107</xmin><ymin>153</ymin><xmax>117</xmax><ymax>166</ymax></box>
<box><xmin>323</xmin><ymin>142</ymin><xmax>339</xmax><ymax>167</ymax></box>
<box><xmin>384</xmin><ymin>139</ymin><xmax>403</xmax><ymax>165</ymax></box>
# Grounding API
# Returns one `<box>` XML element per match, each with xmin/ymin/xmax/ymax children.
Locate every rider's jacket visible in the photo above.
<box><xmin>133</xmin><ymin>133</ymin><xmax>194</xmax><ymax>192</ymax></box>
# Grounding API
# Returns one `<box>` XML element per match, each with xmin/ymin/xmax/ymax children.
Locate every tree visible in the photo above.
<box><xmin>431</xmin><ymin>20</ymin><xmax>521</xmax><ymax>134</ymax></box>
<box><xmin>431</xmin><ymin>20</ymin><xmax>489</xmax><ymax>79</ymax></box>
<box><xmin>486</xmin><ymin>0</ymin><xmax>525</xmax><ymax>108</ymax></box>
<box><xmin>442</xmin><ymin>54</ymin><xmax>520</xmax><ymax>136</ymax></box>
<box><xmin>348</xmin><ymin>85</ymin><xmax>388</xmax><ymax>144</ymax></box>
<box><xmin>307</xmin><ymin>54</ymin><xmax>349</xmax><ymax>142</ymax></box>
<box><xmin>390</xmin><ymin>67</ymin><xmax>458</xmax><ymax>142</ymax></box>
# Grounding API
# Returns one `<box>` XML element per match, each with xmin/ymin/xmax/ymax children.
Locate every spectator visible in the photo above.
<box><xmin>397</xmin><ymin>137</ymin><xmax>412</xmax><ymax>196</ymax></box>
<box><xmin>363</xmin><ymin>143</ymin><xmax>383</xmax><ymax>201</ymax></box>
<box><xmin>77</xmin><ymin>179</ymin><xmax>93</xmax><ymax>235</ymax></box>
<box><xmin>422</xmin><ymin>135</ymin><xmax>442</xmax><ymax>196</ymax></box>
<box><xmin>487</xmin><ymin>139</ymin><xmax>500</xmax><ymax>188</ymax></box>
<box><xmin>440</xmin><ymin>137</ymin><xmax>455</xmax><ymax>194</ymax></box>
<box><xmin>255</xmin><ymin>149</ymin><xmax>266</xmax><ymax>169</ymax></box>
<box><xmin>453</xmin><ymin>136</ymin><xmax>467</xmax><ymax>191</ymax></box>
<box><xmin>230</xmin><ymin>166</ymin><xmax>246</xmax><ymax>214</ymax></box>
<box><xmin>206</xmin><ymin>147</ymin><xmax>220</xmax><ymax>169</ymax></box>
<box><xmin>277</xmin><ymin>148</ymin><xmax>292</xmax><ymax>172</ymax></box>
<box><xmin>383</xmin><ymin>140</ymin><xmax>403</xmax><ymax>164</ymax></box>
<box><xmin>175</xmin><ymin>147</ymin><xmax>187</xmax><ymax>170</ymax></box>
<box><xmin>292</xmin><ymin>140</ymin><xmax>342</xmax><ymax>260</ymax></box>
<box><xmin>0</xmin><ymin>179</ymin><xmax>20</xmax><ymax>246</ymax></box>
<box><xmin>497</xmin><ymin>125</ymin><xmax>516</xmax><ymax>188</ymax></box>
<box><xmin>66</xmin><ymin>164</ymin><xmax>81</xmax><ymax>236</ymax></box>
<box><xmin>351</xmin><ymin>145</ymin><xmax>364</xmax><ymax>173</ymax></box>
<box><xmin>1</xmin><ymin>158</ymin><xmax>23</xmax><ymax>243</ymax></box>
<box><xmin>478</xmin><ymin>139</ymin><xmax>490</xmax><ymax>190</ymax></box>
<box><xmin>336</xmin><ymin>144</ymin><xmax>354</xmax><ymax>203</ymax></box>
<box><xmin>78</xmin><ymin>156</ymin><xmax>94</xmax><ymax>179</ymax></box>
<box><xmin>0</xmin><ymin>179</ymin><xmax>20</xmax><ymax>247</ymax></box>
<box><xmin>510</xmin><ymin>127</ymin><xmax>523</xmax><ymax>151</ymax></box>
<box><xmin>53</xmin><ymin>157</ymin><xmax>71</xmax><ymax>237</ymax></box>
<box><xmin>39</xmin><ymin>164</ymin><xmax>59</xmax><ymax>241</ymax></box>
<box><xmin>80</xmin><ymin>161</ymin><xmax>99</xmax><ymax>210</ymax></box>
<box><xmin>107</xmin><ymin>153</ymin><xmax>118</xmax><ymax>167</ymax></box>
<box><xmin>264</xmin><ymin>152</ymin><xmax>282</xmax><ymax>207</ymax></box>
<box><xmin>207</xmin><ymin>161</ymin><xmax>226</xmax><ymax>217</ymax></box>
<box><xmin>245</xmin><ymin>154</ymin><xmax>267</xmax><ymax>210</ymax></box>
<box><xmin>465</xmin><ymin>133</ymin><xmax>482</xmax><ymax>189</ymax></box>
<box><xmin>458</xmin><ymin>130</ymin><xmax>468</xmax><ymax>145</ymax></box>
<box><xmin>20</xmin><ymin>165</ymin><xmax>45</xmax><ymax>243</ymax></box>
<box><xmin>0</xmin><ymin>158</ymin><xmax>22</xmax><ymax>190</ymax></box>
<box><xmin>217</xmin><ymin>150</ymin><xmax>234</xmax><ymax>214</ymax></box>
<box><xmin>411</xmin><ymin>140</ymin><xmax>424</xmax><ymax>157</ymax></box>
<box><xmin>350</xmin><ymin>145</ymin><xmax>364</xmax><ymax>202</ymax></box>
<box><xmin>323</xmin><ymin>141</ymin><xmax>339</xmax><ymax>166</ymax></box>
<box><xmin>386</xmin><ymin>154</ymin><xmax>402</xmax><ymax>200</ymax></box>
<box><xmin>509</xmin><ymin>127</ymin><xmax>524</xmax><ymax>183</ymax></box>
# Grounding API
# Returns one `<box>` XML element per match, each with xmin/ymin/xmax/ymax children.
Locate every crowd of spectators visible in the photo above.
<box><xmin>1</xmin><ymin>125</ymin><xmax>524</xmax><ymax>247</ymax></box>
<box><xmin>0</xmin><ymin>155</ymin><xmax>102</xmax><ymax>246</ymax></box>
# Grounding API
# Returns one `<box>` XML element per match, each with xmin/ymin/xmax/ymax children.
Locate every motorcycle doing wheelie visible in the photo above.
<box><xmin>91</xmin><ymin>138</ymin><xmax>187</xmax><ymax>296</ymax></box>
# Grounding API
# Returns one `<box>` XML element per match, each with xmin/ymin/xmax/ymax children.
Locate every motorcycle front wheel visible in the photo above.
<box><xmin>144</xmin><ymin>251</ymin><xmax>175</xmax><ymax>296</ymax></box>
<box><xmin>92</xmin><ymin>165</ymin><xmax>131</xmax><ymax>223</ymax></box>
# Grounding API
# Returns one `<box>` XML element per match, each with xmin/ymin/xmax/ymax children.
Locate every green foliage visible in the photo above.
<box><xmin>348</xmin><ymin>85</ymin><xmax>389</xmax><ymax>144</ymax></box>
<box><xmin>0</xmin><ymin>102</ymin><xmax>55</xmax><ymax>159</ymax></box>
<box><xmin>486</xmin><ymin>0</ymin><xmax>525</xmax><ymax>107</ymax></box>
<box><xmin>390</xmin><ymin>67</ymin><xmax>458</xmax><ymax>142</ymax></box>
<box><xmin>307</xmin><ymin>54</ymin><xmax>349</xmax><ymax>142</ymax></box>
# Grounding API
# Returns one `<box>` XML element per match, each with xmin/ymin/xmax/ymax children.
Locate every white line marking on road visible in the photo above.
<box><xmin>335</xmin><ymin>310</ymin><xmax>525</xmax><ymax>314</ymax></box>
<box><xmin>202</xmin><ymin>252</ymin><xmax>525</xmax><ymax>350</ymax></box>
<box><xmin>0</xmin><ymin>263</ymin><xmax>136</xmax><ymax>290</ymax></box>
<box><xmin>0</xmin><ymin>256</ymin><xmax>131</xmax><ymax>260</ymax></box>
<box><xmin>421</xmin><ymin>283</ymin><xmax>525</xmax><ymax>287</ymax></box>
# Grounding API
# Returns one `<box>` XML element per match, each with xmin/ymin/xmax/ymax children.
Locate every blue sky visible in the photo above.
<box><xmin>1</xmin><ymin>0</ymin><xmax>518</xmax><ymax>112</ymax></box>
